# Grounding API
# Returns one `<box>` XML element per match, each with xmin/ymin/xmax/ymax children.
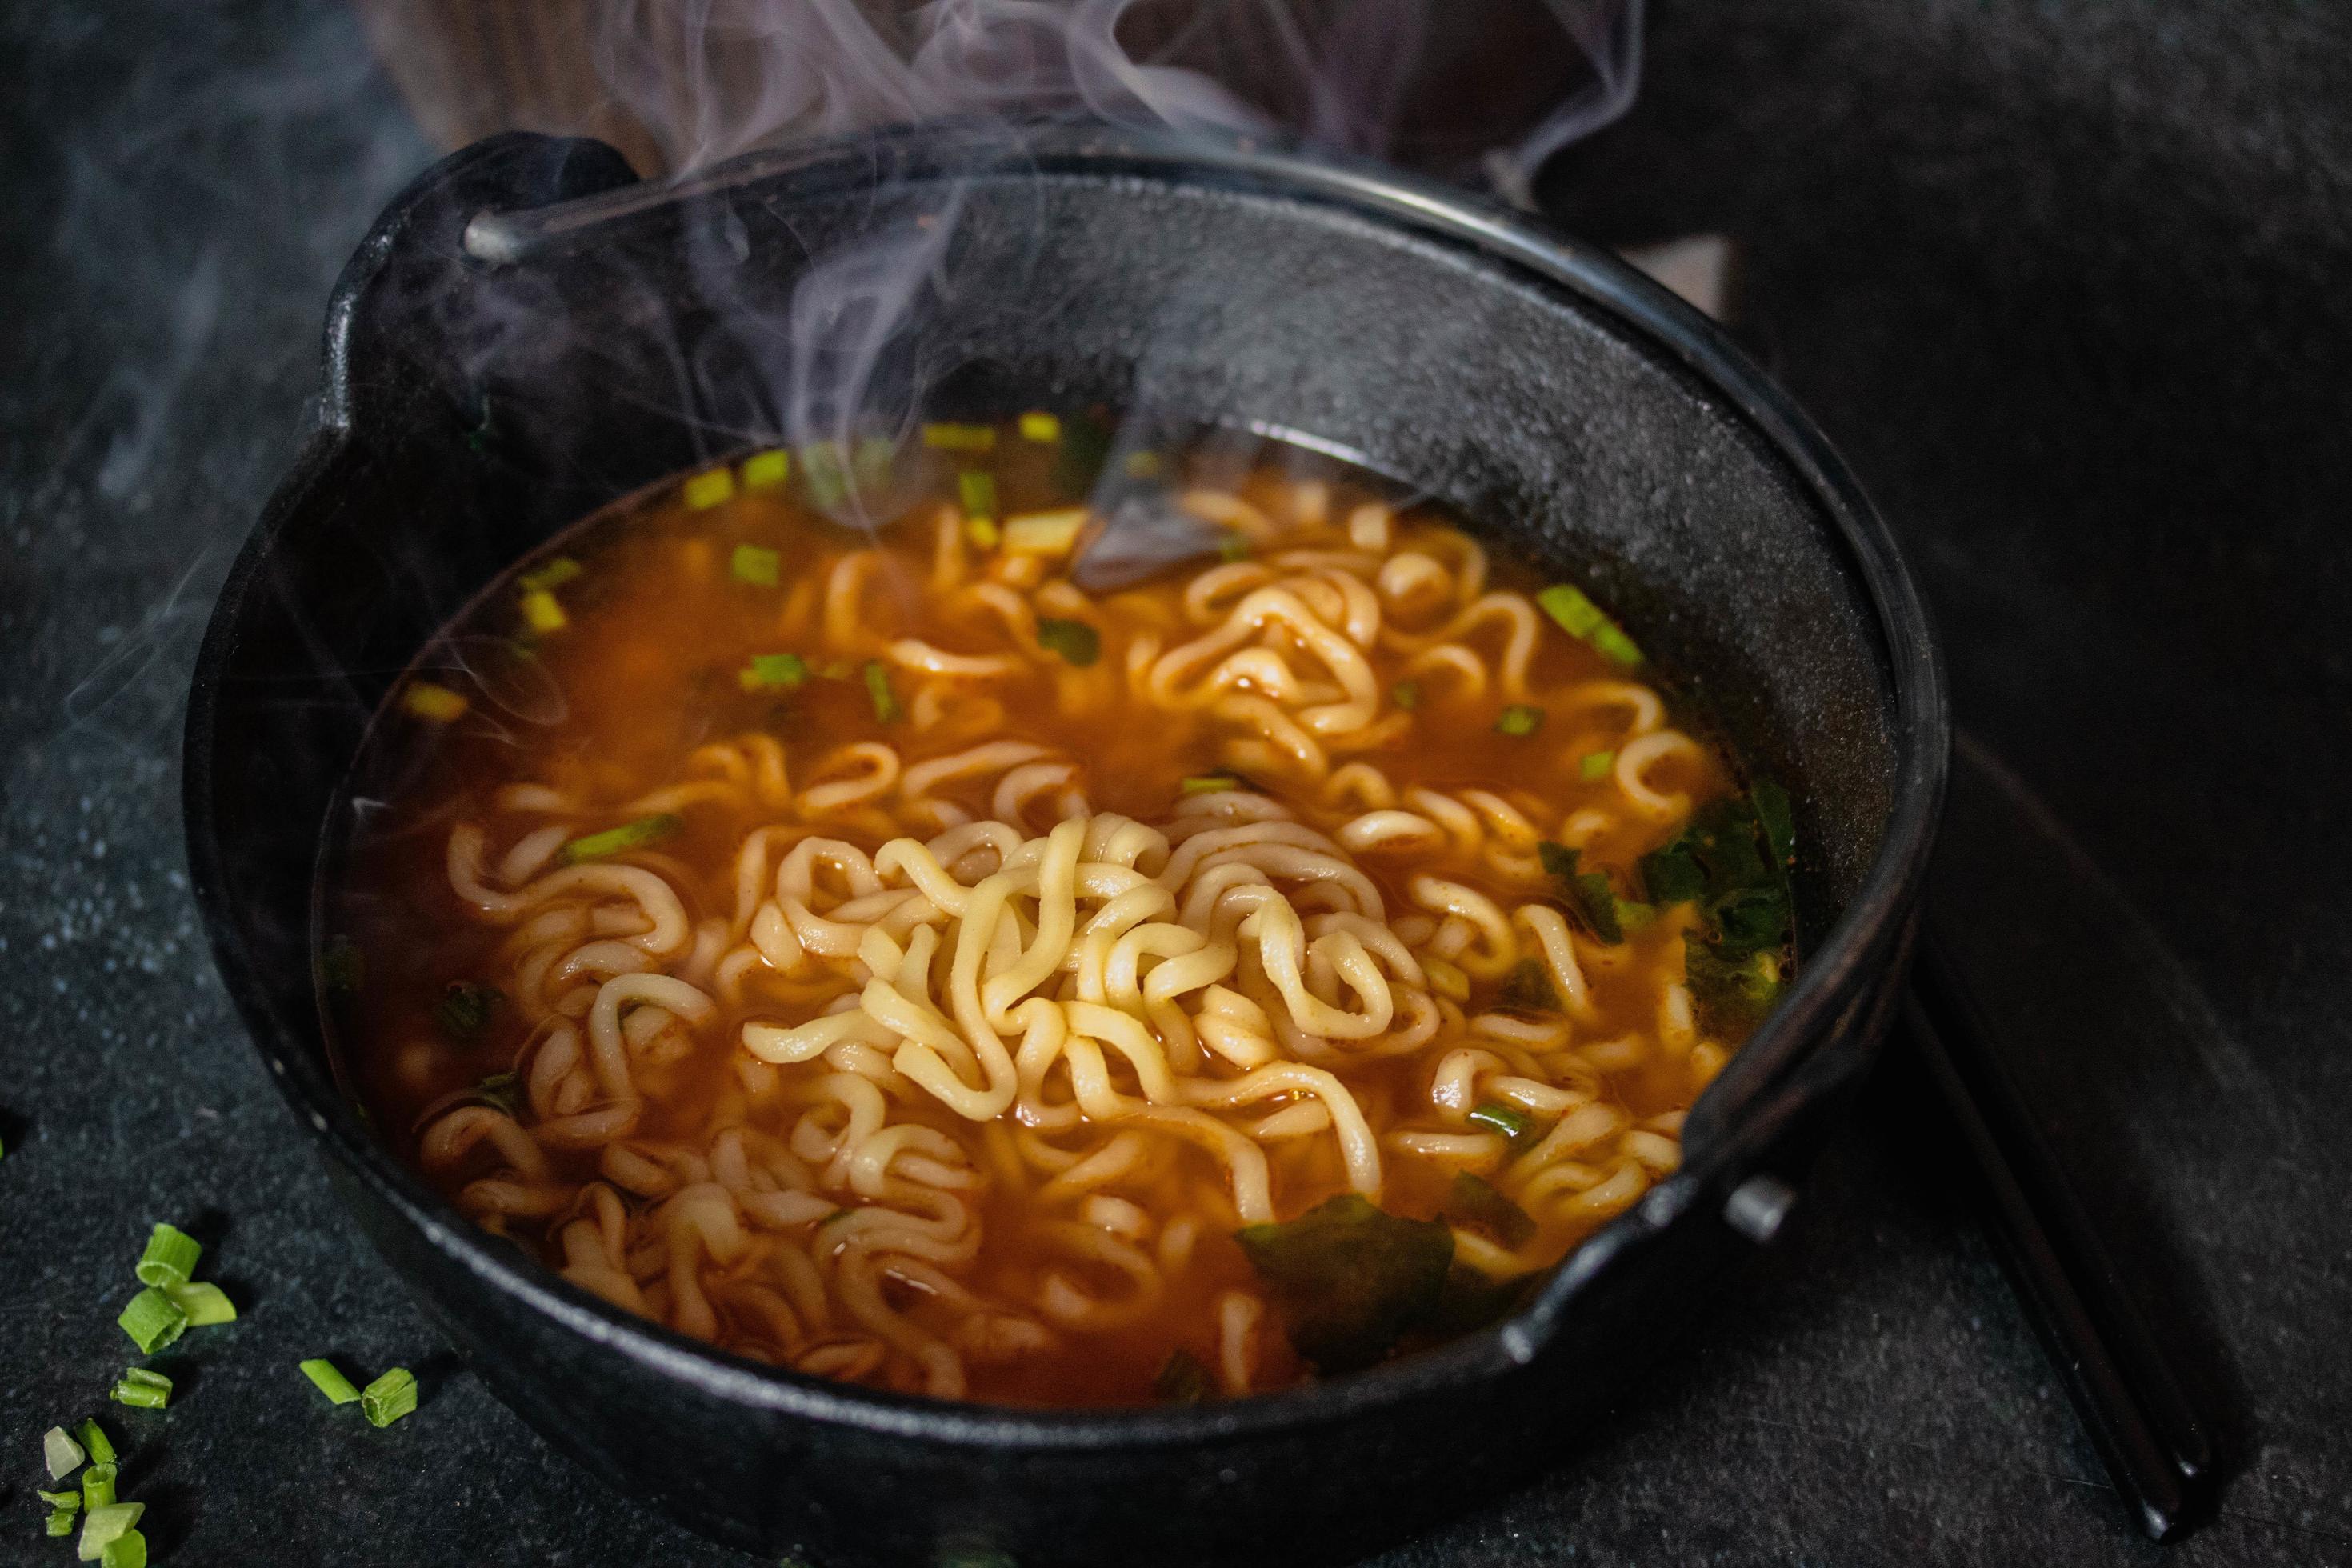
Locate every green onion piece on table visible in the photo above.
<box><xmin>101</xmin><ymin>1530</ymin><xmax>147</xmax><ymax>1568</ymax></box>
<box><xmin>81</xmin><ymin>1462</ymin><xmax>116</xmax><ymax>1510</ymax></box>
<box><xmin>739</xmin><ymin>652</ymin><xmax>808</xmax><ymax>692</ymax></box>
<box><xmin>863</xmin><ymin>661</ymin><xmax>902</xmax><ymax>723</ymax></box>
<box><xmin>111</xmin><ymin>1366</ymin><xmax>175</xmax><ymax>1407</ymax></box>
<box><xmin>1495</xmin><ymin>704</ymin><xmax>1545</xmax><ymax>738</ymax></box>
<box><xmin>361</xmin><ymin>1367</ymin><xmax>419</xmax><ymax>1429</ymax></box>
<box><xmin>76</xmin><ymin>1501</ymin><xmax>142</xmax><ymax>1563</ymax></box>
<box><xmin>1034</xmin><ymin>618</ymin><xmax>1100</xmax><ymax>667</ymax></box>
<box><xmin>38</xmin><ymin>1490</ymin><xmax>82</xmax><ymax>1512</ymax></box>
<box><xmin>729</xmin><ymin>543</ymin><xmax>780</xmax><ymax>586</ymax></box>
<box><xmin>300</xmin><ymin>1358</ymin><xmax>361</xmax><ymax>1406</ymax></box>
<box><xmin>117</xmin><ymin>1288</ymin><xmax>186</xmax><ymax>1355</ymax></box>
<box><xmin>47</xmin><ymin>1510</ymin><xmax>77</xmax><ymax>1538</ymax></box>
<box><xmin>562</xmin><ymin>814</ymin><xmax>681</xmax><ymax>865</ymax></box>
<box><xmin>75</xmin><ymin>1418</ymin><xmax>114</xmax><ymax>1465</ymax></box>
<box><xmin>44</xmin><ymin>1426</ymin><xmax>86</xmax><ymax>1478</ymax></box>
<box><xmin>1464</xmin><ymin>1102</ymin><xmax>1533</xmax><ymax>1141</ymax></box>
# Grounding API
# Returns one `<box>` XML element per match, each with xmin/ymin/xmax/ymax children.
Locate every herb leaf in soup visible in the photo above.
<box><xmin>1235</xmin><ymin>1194</ymin><xmax>1454</xmax><ymax>1373</ymax></box>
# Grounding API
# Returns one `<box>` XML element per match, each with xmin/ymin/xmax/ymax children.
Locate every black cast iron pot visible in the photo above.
<box><xmin>185</xmin><ymin>125</ymin><xmax>1947</xmax><ymax>1568</ymax></box>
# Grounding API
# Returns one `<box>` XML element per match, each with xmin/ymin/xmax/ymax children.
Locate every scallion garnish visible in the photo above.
<box><xmin>1390</xmin><ymin>681</ymin><xmax>1420</xmax><ymax>710</ymax></box>
<box><xmin>1495</xmin><ymin>704</ymin><xmax>1545</xmax><ymax>738</ymax></box>
<box><xmin>561</xmin><ymin>814</ymin><xmax>681</xmax><ymax>865</ymax></box>
<box><xmin>299</xmin><ymin>1358</ymin><xmax>361</xmax><ymax>1406</ymax></box>
<box><xmin>1018</xmin><ymin>411</ymin><xmax>1060</xmax><ymax>443</ymax></box>
<box><xmin>398</xmin><ymin>682</ymin><xmax>469</xmax><ymax>722</ymax></box>
<box><xmin>729</xmin><ymin>543</ymin><xmax>781</xmax><ymax>586</ymax></box>
<box><xmin>111</xmin><ymin>1367</ymin><xmax>175</xmax><ymax>1409</ymax></box>
<box><xmin>46</xmin><ymin>1510</ymin><xmax>76</xmax><ymax>1538</ymax></box>
<box><xmin>682</xmin><ymin>467</ymin><xmax>736</xmax><ymax>510</ymax></box>
<box><xmin>116</xmin><ymin>1288</ymin><xmax>186</xmax><ymax>1355</ymax></box>
<box><xmin>964</xmin><ymin>515</ymin><xmax>1001</xmax><ymax>550</ymax></box>
<box><xmin>516</xmin><ymin>557</ymin><xmax>582</xmax><ymax>594</ymax></box>
<box><xmin>76</xmin><ymin>1501</ymin><xmax>142</xmax><ymax>1562</ymax></box>
<box><xmin>1579</xmin><ymin>749</ymin><xmax>1615</xmax><ymax>782</ymax></box>
<box><xmin>38</xmin><ymin>1490</ymin><xmax>82</xmax><ymax>1512</ymax></box>
<box><xmin>1002</xmin><ymin>508</ymin><xmax>1086</xmax><ymax>556</ymax></box>
<box><xmin>1179</xmin><ymin>775</ymin><xmax>1242</xmax><ymax>794</ymax></box>
<box><xmin>75</xmin><ymin>1419</ymin><xmax>113</xmax><ymax>1465</ymax></box>
<box><xmin>1465</xmin><ymin>1102</ymin><xmax>1534</xmax><ymax>1141</ymax></box>
<box><xmin>101</xmin><ymin>1529</ymin><xmax>148</xmax><ymax>1568</ymax></box>
<box><xmin>958</xmin><ymin>470</ymin><xmax>998</xmax><ymax>522</ymax></box>
<box><xmin>739</xmin><ymin>449</ymin><xmax>790</xmax><ymax>490</ymax></box>
<box><xmin>1035</xmin><ymin>617</ymin><xmax>1100</xmax><ymax>667</ymax></box>
<box><xmin>44</xmin><ymin>1426</ymin><xmax>85</xmax><ymax>1478</ymax></box>
<box><xmin>1537</xmin><ymin>582</ymin><xmax>1644</xmax><ymax>667</ymax></box>
<box><xmin>519</xmin><ymin>589</ymin><xmax>568</xmax><ymax>634</ymax></box>
<box><xmin>360</xmin><ymin>1367</ymin><xmax>419</xmax><ymax>1429</ymax></box>
<box><xmin>739</xmin><ymin>652</ymin><xmax>809</xmax><ymax>692</ymax></box>
<box><xmin>134</xmin><ymin>1223</ymin><xmax>201</xmax><ymax>1289</ymax></box>
<box><xmin>922</xmin><ymin>421</ymin><xmax>996</xmax><ymax>454</ymax></box>
<box><xmin>862</xmin><ymin>661</ymin><xmax>902</xmax><ymax>724</ymax></box>
<box><xmin>163</xmin><ymin>1282</ymin><xmax>236</xmax><ymax>1327</ymax></box>
<box><xmin>433</xmin><ymin>981</ymin><xmax>502</xmax><ymax>1043</ymax></box>
<box><xmin>81</xmin><ymin>1462</ymin><xmax>116</xmax><ymax>1510</ymax></box>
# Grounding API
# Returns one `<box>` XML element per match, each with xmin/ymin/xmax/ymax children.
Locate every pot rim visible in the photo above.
<box><xmin>184</xmin><ymin>121</ymin><xmax>1949</xmax><ymax>1454</ymax></box>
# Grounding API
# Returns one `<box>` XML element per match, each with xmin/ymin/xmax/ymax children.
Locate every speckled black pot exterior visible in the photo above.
<box><xmin>184</xmin><ymin>127</ymin><xmax>1947</xmax><ymax>1568</ymax></box>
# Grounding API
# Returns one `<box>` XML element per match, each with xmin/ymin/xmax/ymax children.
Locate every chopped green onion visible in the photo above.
<box><xmin>1443</xmin><ymin>1171</ymin><xmax>1538</xmax><ymax>1250</ymax></box>
<box><xmin>1018</xmin><ymin>411</ymin><xmax>1060</xmax><ymax>442</ymax></box>
<box><xmin>101</xmin><ymin>1530</ymin><xmax>147</xmax><ymax>1568</ymax></box>
<box><xmin>1035</xmin><ymin>617</ymin><xmax>1100</xmax><ymax>667</ymax></box>
<box><xmin>958</xmin><ymin>470</ymin><xmax>998</xmax><ymax>522</ymax></box>
<box><xmin>300</xmin><ymin>1358</ymin><xmax>360</xmax><ymax>1406</ymax></box>
<box><xmin>76</xmin><ymin>1501</ymin><xmax>142</xmax><ymax>1562</ymax></box>
<box><xmin>117</xmin><ymin>1288</ymin><xmax>186</xmax><ymax>1355</ymax></box>
<box><xmin>1152</xmin><ymin>1347</ymin><xmax>1213</xmax><ymax>1403</ymax></box>
<box><xmin>1179</xmin><ymin>775</ymin><xmax>1242</xmax><ymax>794</ymax></box>
<box><xmin>964</xmin><ymin>515</ymin><xmax>1001</xmax><ymax>550</ymax></box>
<box><xmin>45</xmin><ymin>1426</ymin><xmax>85</xmax><ymax>1479</ymax></box>
<box><xmin>682</xmin><ymin>467</ymin><xmax>736</xmax><ymax>510</ymax></box>
<box><xmin>799</xmin><ymin>442</ymin><xmax>848</xmax><ymax>508</ymax></box>
<box><xmin>1465</xmin><ymin>1102</ymin><xmax>1534</xmax><ymax>1141</ymax></box>
<box><xmin>39</xmin><ymin>1490</ymin><xmax>82</xmax><ymax>1512</ymax></box>
<box><xmin>433</xmin><ymin>980</ymin><xmax>502</xmax><ymax>1043</ymax></box>
<box><xmin>81</xmin><ymin>1463</ymin><xmax>116</xmax><ymax>1511</ymax></box>
<box><xmin>1390</xmin><ymin>681</ymin><xmax>1420</xmax><ymax>710</ymax></box>
<box><xmin>1002</xmin><ymin>508</ymin><xmax>1086</xmax><ymax>556</ymax></box>
<box><xmin>519</xmin><ymin>589</ymin><xmax>568</xmax><ymax>634</ymax></box>
<box><xmin>1123</xmin><ymin>450</ymin><xmax>1164</xmax><ymax>479</ymax></box>
<box><xmin>135</xmin><ymin>1222</ymin><xmax>202</xmax><ymax>1289</ymax></box>
<box><xmin>164</xmin><ymin>1282</ymin><xmax>236</xmax><ymax>1327</ymax></box>
<box><xmin>862</xmin><ymin>661</ymin><xmax>902</xmax><ymax>723</ymax></box>
<box><xmin>922</xmin><ymin>421</ymin><xmax>996</xmax><ymax>453</ymax></box>
<box><xmin>739</xmin><ymin>652</ymin><xmax>809</xmax><ymax>692</ymax></box>
<box><xmin>729</xmin><ymin>543</ymin><xmax>781</xmax><ymax>586</ymax></box>
<box><xmin>122</xmin><ymin>1367</ymin><xmax>174</xmax><ymax>1394</ymax></box>
<box><xmin>561</xmin><ymin>814</ymin><xmax>681</xmax><ymax>865</ymax></box>
<box><xmin>398</xmin><ymin>682</ymin><xmax>469</xmax><ymax>722</ymax></box>
<box><xmin>47</xmin><ymin>1510</ymin><xmax>76</xmax><ymax>1538</ymax></box>
<box><xmin>75</xmin><ymin>1419</ymin><xmax>114</xmax><ymax>1465</ymax></box>
<box><xmin>739</xmin><ymin>449</ymin><xmax>790</xmax><ymax>490</ymax></box>
<box><xmin>361</xmin><ymin>1367</ymin><xmax>419</xmax><ymax>1429</ymax></box>
<box><xmin>1579</xmin><ymin>749</ymin><xmax>1616</xmax><ymax>782</ymax></box>
<box><xmin>1217</xmin><ymin>532</ymin><xmax>1250</xmax><ymax>563</ymax></box>
<box><xmin>1495</xmin><ymin>704</ymin><xmax>1546</xmax><ymax>738</ymax></box>
<box><xmin>517</xmin><ymin>557</ymin><xmax>582</xmax><ymax>594</ymax></box>
<box><xmin>1614</xmin><ymin>898</ymin><xmax>1659</xmax><ymax>935</ymax></box>
<box><xmin>107</xmin><ymin>1385</ymin><xmax>164</xmax><ymax>1415</ymax></box>
<box><xmin>1537</xmin><ymin>582</ymin><xmax>1643</xmax><ymax>666</ymax></box>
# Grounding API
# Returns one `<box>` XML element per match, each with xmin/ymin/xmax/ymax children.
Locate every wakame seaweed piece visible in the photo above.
<box><xmin>433</xmin><ymin>981</ymin><xmax>502</xmax><ymax>1043</ymax></box>
<box><xmin>1234</xmin><ymin>1194</ymin><xmax>1454</xmax><ymax>1373</ymax></box>
<box><xmin>1753</xmin><ymin>777</ymin><xmax>1796</xmax><ymax>870</ymax></box>
<box><xmin>1034</xmin><ymin>617</ymin><xmax>1101</xmax><ymax>667</ymax></box>
<box><xmin>1442</xmin><ymin>1172</ymin><xmax>1536</xmax><ymax>1250</ymax></box>
<box><xmin>1496</xmin><ymin>958</ymin><xmax>1559</xmax><ymax>1013</ymax></box>
<box><xmin>1051</xmin><ymin>410</ymin><xmax>1116</xmax><ymax>498</ymax></box>
<box><xmin>1152</xmin><ymin>1348</ymin><xmax>1214</xmax><ymax>1404</ymax></box>
<box><xmin>1430</xmin><ymin>1263</ymin><xmax>1540</xmax><ymax>1338</ymax></box>
<box><xmin>1684</xmin><ymin>938</ymin><xmax>1786</xmax><ymax>1034</ymax></box>
<box><xmin>1536</xmin><ymin>840</ymin><xmax>1623</xmax><ymax>943</ymax></box>
<box><xmin>1637</xmin><ymin>797</ymin><xmax>1790</xmax><ymax>955</ymax></box>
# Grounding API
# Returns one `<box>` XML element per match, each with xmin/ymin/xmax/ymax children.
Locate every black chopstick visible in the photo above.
<box><xmin>1902</xmin><ymin>934</ymin><xmax>2217</xmax><ymax>1541</ymax></box>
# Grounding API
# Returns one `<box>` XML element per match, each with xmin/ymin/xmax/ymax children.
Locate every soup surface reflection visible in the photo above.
<box><xmin>326</xmin><ymin>420</ymin><xmax>1795</xmax><ymax>1406</ymax></box>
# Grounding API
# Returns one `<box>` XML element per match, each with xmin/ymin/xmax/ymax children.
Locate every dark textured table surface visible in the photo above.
<box><xmin>4</xmin><ymin>2</ymin><xmax>2348</xmax><ymax>1564</ymax></box>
